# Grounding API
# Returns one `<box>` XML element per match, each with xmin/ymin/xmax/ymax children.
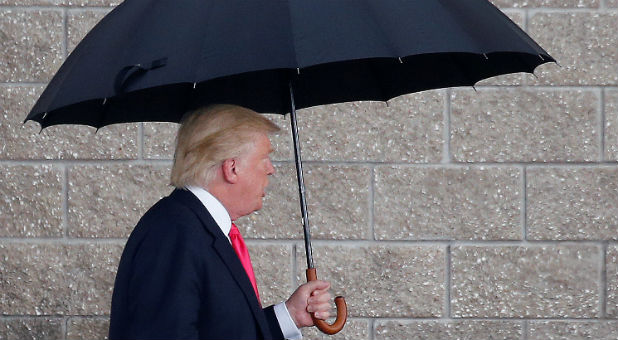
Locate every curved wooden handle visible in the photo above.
<box><xmin>306</xmin><ymin>268</ymin><xmax>347</xmax><ymax>335</ymax></box>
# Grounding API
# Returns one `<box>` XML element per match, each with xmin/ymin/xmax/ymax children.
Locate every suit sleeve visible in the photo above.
<box><xmin>263</xmin><ymin>305</ymin><xmax>285</xmax><ymax>340</ymax></box>
<box><xmin>125</xmin><ymin>221</ymin><xmax>205</xmax><ymax>339</ymax></box>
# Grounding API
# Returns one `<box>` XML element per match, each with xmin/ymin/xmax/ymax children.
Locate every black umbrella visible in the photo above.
<box><xmin>25</xmin><ymin>0</ymin><xmax>554</xmax><ymax>334</ymax></box>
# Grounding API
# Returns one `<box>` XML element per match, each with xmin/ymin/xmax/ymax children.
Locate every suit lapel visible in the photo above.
<box><xmin>169</xmin><ymin>189</ymin><xmax>271</xmax><ymax>338</ymax></box>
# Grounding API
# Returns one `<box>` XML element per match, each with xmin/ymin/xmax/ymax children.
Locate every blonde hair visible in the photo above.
<box><xmin>170</xmin><ymin>104</ymin><xmax>280</xmax><ymax>188</ymax></box>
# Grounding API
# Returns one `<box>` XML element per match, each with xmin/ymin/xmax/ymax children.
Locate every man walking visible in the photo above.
<box><xmin>109</xmin><ymin>104</ymin><xmax>331</xmax><ymax>339</ymax></box>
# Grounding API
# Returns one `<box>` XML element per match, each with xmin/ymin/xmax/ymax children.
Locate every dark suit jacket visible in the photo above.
<box><xmin>109</xmin><ymin>189</ymin><xmax>284</xmax><ymax>340</ymax></box>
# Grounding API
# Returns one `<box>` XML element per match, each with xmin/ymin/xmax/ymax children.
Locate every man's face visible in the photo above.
<box><xmin>235</xmin><ymin>133</ymin><xmax>275</xmax><ymax>216</ymax></box>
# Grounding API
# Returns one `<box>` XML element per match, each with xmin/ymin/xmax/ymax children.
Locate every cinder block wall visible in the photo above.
<box><xmin>1</xmin><ymin>0</ymin><xmax>617</xmax><ymax>339</ymax></box>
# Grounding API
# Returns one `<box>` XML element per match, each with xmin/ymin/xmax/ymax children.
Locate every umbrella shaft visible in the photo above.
<box><xmin>288</xmin><ymin>82</ymin><xmax>314</xmax><ymax>269</ymax></box>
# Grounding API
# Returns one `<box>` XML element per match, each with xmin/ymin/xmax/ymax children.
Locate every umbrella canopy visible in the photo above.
<box><xmin>26</xmin><ymin>0</ymin><xmax>553</xmax><ymax>128</ymax></box>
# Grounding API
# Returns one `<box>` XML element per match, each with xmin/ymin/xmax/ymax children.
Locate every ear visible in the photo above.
<box><xmin>221</xmin><ymin>158</ymin><xmax>239</xmax><ymax>184</ymax></box>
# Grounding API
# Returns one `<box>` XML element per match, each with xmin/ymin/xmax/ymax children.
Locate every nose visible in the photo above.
<box><xmin>266</xmin><ymin>159</ymin><xmax>275</xmax><ymax>175</ymax></box>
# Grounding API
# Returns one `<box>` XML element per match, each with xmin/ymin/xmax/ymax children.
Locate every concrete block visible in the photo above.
<box><xmin>0</xmin><ymin>243</ymin><xmax>123</xmax><ymax>315</ymax></box>
<box><xmin>67</xmin><ymin>317</ymin><xmax>109</xmax><ymax>340</ymax></box>
<box><xmin>528</xmin><ymin>12</ymin><xmax>618</xmax><ymax>86</ymax></box>
<box><xmin>451</xmin><ymin>245</ymin><xmax>601</xmax><ymax>318</ymax></box>
<box><xmin>374</xmin><ymin>166</ymin><xmax>521</xmax><ymax>240</ymax></box>
<box><xmin>528</xmin><ymin>321</ymin><xmax>618</xmax><ymax>340</ymax></box>
<box><xmin>296</xmin><ymin>245</ymin><xmax>445</xmax><ymax>318</ymax></box>
<box><xmin>451</xmin><ymin>88</ymin><xmax>598</xmax><ymax>162</ymax></box>
<box><xmin>246</xmin><ymin>243</ymin><xmax>293</xmax><ymax>308</ymax></box>
<box><xmin>238</xmin><ymin>164</ymin><xmax>371</xmax><ymax>240</ymax></box>
<box><xmin>527</xmin><ymin>167</ymin><xmax>618</xmax><ymax>240</ymax></box>
<box><xmin>67</xmin><ymin>9</ymin><xmax>111</xmax><ymax>54</ymax></box>
<box><xmin>1</xmin><ymin>86</ymin><xmax>139</xmax><ymax>160</ymax></box>
<box><xmin>302</xmin><ymin>319</ymin><xmax>369</xmax><ymax>340</ymax></box>
<box><xmin>296</xmin><ymin>92</ymin><xmax>444</xmax><ymax>162</ymax></box>
<box><xmin>143</xmin><ymin>122</ymin><xmax>177</xmax><ymax>159</ymax></box>
<box><xmin>0</xmin><ymin>165</ymin><xmax>63</xmax><ymax>237</ymax></box>
<box><xmin>375</xmin><ymin>320</ymin><xmax>522</xmax><ymax>340</ymax></box>
<box><xmin>68</xmin><ymin>165</ymin><xmax>171</xmax><ymax>238</ymax></box>
<box><xmin>0</xmin><ymin>9</ymin><xmax>64</xmax><ymax>82</ymax></box>
<box><xmin>0</xmin><ymin>317</ymin><xmax>63</xmax><ymax>340</ymax></box>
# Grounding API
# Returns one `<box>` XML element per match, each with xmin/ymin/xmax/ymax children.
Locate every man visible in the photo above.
<box><xmin>109</xmin><ymin>104</ymin><xmax>332</xmax><ymax>339</ymax></box>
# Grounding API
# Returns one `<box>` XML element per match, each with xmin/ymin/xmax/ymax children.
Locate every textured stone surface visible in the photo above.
<box><xmin>66</xmin><ymin>317</ymin><xmax>109</xmax><ymax>340</ymax></box>
<box><xmin>302</xmin><ymin>319</ymin><xmax>369</xmax><ymax>340</ymax></box>
<box><xmin>143</xmin><ymin>122</ymin><xmax>177</xmax><ymax>159</ymax></box>
<box><xmin>0</xmin><ymin>318</ymin><xmax>63</xmax><ymax>340</ymax></box>
<box><xmin>297</xmin><ymin>245</ymin><xmax>445</xmax><ymax>317</ymax></box>
<box><xmin>375</xmin><ymin>320</ymin><xmax>522</xmax><ymax>340</ymax></box>
<box><xmin>605</xmin><ymin>90</ymin><xmax>618</xmax><ymax>160</ymax></box>
<box><xmin>527</xmin><ymin>167</ymin><xmax>618</xmax><ymax>240</ymax></box>
<box><xmin>529</xmin><ymin>12</ymin><xmax>618</xmax><ymax>86</ymax></box>
<box><xmin>451</xmin><ymin>245</ymin><xmax>601</xmax><ymax>318</ymax></box>
<box><xmin>68</xmin><ymin>165</ymin><xmax>171</xmax><ymax>238</ymax></box>
<box><xmin>609</xmin><ymin>0</ymin><xmax>618</xmax><ymax>7</ymax></box>
<box><xmin>375</xmin><ymin>166</ymin><xmax>521</xmax><ymax>240</ymax></box>
<box><xmin>608</xmin><ymin>245</ymin><xmax>618</xmax><ymax>317</ymax></box>
<box><xmin>489</xmin><ymin>0</ymin><xmax>599</xmax><ymax>7</ymax></box>
<box><xmin>296</xmin><ymin>92</ymin><xmax>444</xmax><ymax>162</ymax></box>
<box><xmin>451</xmin><ymin>89</ymin><xmax>598</xmax><ymax>162</ymax></box>
<box><xmin>246</xmin><ymin>243</ymin><xmax>293</xmax><ymax>307</ymax></box>
<box><xmin>0</xmin><ymin>165</ymin><xmax>63</xmax><ymax>237</ymax></box>
<box><xmin>239</xmin><ymin>164</ymin><xmax>371</xmax><ymax>240</ymax></box>
<box><xmin>1</xmin><ymin>86</ymin><xmax>139</xmax><ymax>160</ymax></box>
<box><xmin>143</xmin><ymin>113</ymin><xmax>292</xmax><ymax>161</ymax></box>
<box><xmin>67</xmin><ymin>9</ymin><xmax>110</xmax><ymax>53</ymax></box>
<box><xmin>0</xmin><ymin>10</ymin><xmax>64</xmax><ymax>82</ymax></box>
<box><xmin>0</xmin><ymin>243</ymin><xmax>123</xmax><ymax>315</ymax></box>
<box><xmin>528</xmin><ymin>321</ymin><xmax>618</xmax><ymax>340</ymax></box>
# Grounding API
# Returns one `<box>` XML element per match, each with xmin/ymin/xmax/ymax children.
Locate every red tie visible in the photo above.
<box><xmin>229</xmin><ymin>223</ymin><xmax>260</xmax><ymax>303</ymax></box>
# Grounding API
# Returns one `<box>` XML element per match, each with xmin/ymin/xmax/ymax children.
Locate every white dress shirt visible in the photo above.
<box><xmin>186</xmin><ymin>186</ymin><xmax>302</xmax><ymax>340</ymax></box>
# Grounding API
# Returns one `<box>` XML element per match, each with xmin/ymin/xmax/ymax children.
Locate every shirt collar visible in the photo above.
<box><xmin>186</xmin><ymin>186</ymin><xmax>232</xmax><ymax>240</ymax></box>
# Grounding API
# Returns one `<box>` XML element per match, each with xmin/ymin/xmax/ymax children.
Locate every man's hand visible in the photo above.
<box><xmin>285</xmin><ymin>280</ymin><xmax>332</xmax><ymax>328</ymax></box>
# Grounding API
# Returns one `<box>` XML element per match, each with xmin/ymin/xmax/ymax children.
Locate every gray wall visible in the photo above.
<box><xmin>1</xmin><ymin>0</ymin><xmax>617</xmax><ymax>339</ymax></box>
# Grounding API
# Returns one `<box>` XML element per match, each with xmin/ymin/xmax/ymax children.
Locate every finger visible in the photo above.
<box><xmin>305</xmin><ymin>280</ymin><xmax>330</xmax><ymax>291</ymax></box>
<box><xmin>307</xmin><ymin>301</ymin><xmax>332</xmax><ymax>314</ymax></box>
<box><xmin>308</xmin><ymin>292</ymin><xmax>332</xmax><ymax>304</ymax></box>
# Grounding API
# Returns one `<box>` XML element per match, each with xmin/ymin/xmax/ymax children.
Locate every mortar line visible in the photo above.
<box><xmin>370</xmin><ymin>166</ymin><xmax>376</xmax><ymax>241</ymax></box>
<box><xmin>522</xmin><ymin>165</ymin><xmax>528</xmax><ymax>241</ymax></box>
<box><xmin>369</xmin><ymin>318</ymin><xmax>375</xmax><ymax>340</ymax></box>
<box><xmin>0</xmin><ymin>159</ymin><xmax>173</xmax><ymax>166</ymax></box>
<box><xmin>601</xmin><ymin>242</ymin><xmax>608</xmax><ymax>318</ymax></box>
<box><xmin>62</xmin><ymin>7</ymin><xmax>68</xmax><ymax>58</ymax></box>
<box><xmin>600</xmin><ymin>88</ymin><xmax>606</xmax><ymax>162</ymax></box>
<box><xmin>443</xmin><ymin>89</ymin><xmax>452</xmax><ymax>163</ymax></box>
<box><xmin>446</xmin><ymin>244</ymin><xmax>452</xmax><ymax>319</ymax></box>
<box><xmin>291</xmin><ymin>243</ymin><xmax>298</xmax><ymax>292</ymax></box>
<box><xmin>63</xmin><ymin>316</ymin><xmax>68</xmax><ymax>340</ymax></box>
<box><xmin>62</xmin><ymin>164</ymin><xmax>69</xmax><ymax>239</ymax></box>
<box><xmin>523</xmin><ymin>320</ymin><xmax>528</xmax><ymax>340</ymax></box>
<box><xmin>139</xmin><ymin>123</ymin><xmax>144</xmax><ymax>160</ymax></box>
<box><xmin>3</xmin><ymin>238</ymin><xmax>610</xmax><ymax>246</ymax></box>
<box><xmin>5</xmin><ymin>159</ymin><xmax>618</xmax><ymax>167</ymax></box>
